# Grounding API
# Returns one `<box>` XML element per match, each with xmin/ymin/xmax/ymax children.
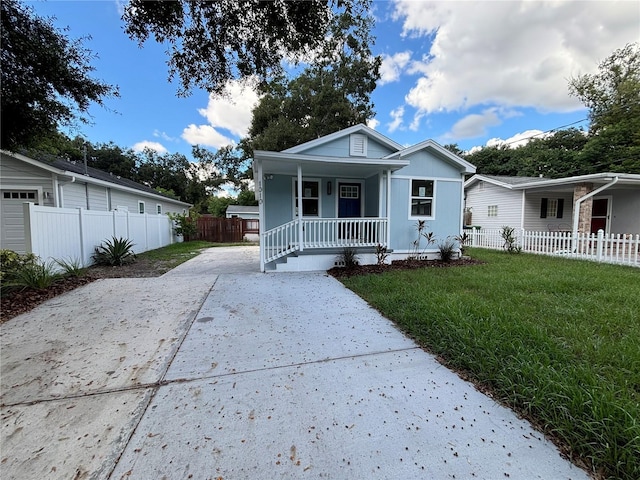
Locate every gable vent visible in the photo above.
<box><xmin>350</xmin><ymin>134</ymin><xmax>367</xmax><ymax>157</ymax></box>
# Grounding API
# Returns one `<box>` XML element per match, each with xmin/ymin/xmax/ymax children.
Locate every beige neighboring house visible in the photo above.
<box><xmin>464</xmin><ymin>173</ymin><xmax>640</xmax><ymax>236</ymax></box>
<box><xmin>0</xmin><ymin>150</ymin><xmax>191</xmax><ymax>253</ymax></box>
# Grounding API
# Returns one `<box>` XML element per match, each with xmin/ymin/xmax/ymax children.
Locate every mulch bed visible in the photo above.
<box><xmin>1</xmin><ymin>276</ymin><xmax>97</xmax><ymax>322</ymax></box>
<box><xmin>328</xmin><ymin>257</ymin><xmax>484</xmax><ymax>278</ymax></box>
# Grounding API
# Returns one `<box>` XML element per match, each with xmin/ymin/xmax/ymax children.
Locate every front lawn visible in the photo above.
<box><xmin>340</xmin><ymin>249</ymin><xmax>639</xmax><ymax>480</ymax></box>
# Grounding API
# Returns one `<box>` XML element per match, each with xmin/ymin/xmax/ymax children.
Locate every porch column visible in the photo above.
<box><xmin>386</xmin><ymin>169</ymin><xmax>391</xmax><ymax>247</ymax></box>
<box><xmin>257</xmin><ymin>159</ymin><xmax>265</xmax><ymax>272</ymax></box>
<box><xmin>573</xmin><ymin>183</ymin><xmax>594</xmax><ymax>234</ymax></box>
<box><xmin>297</xmin><ymin>164</ymin><xmax>304</xmax><ymax>252</ymax></box>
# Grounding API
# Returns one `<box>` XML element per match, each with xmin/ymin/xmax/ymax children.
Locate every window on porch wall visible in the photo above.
<box><xmin>294</xmin><ymin>180</ymin><xmax>319</xmax><ymax>216</ymax></box>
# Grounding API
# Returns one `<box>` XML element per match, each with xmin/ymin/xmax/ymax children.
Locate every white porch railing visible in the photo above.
<box><xmin>466</xmin><ymin>228</ymin><xmax>640</xmax><ymax>267</ymax></box>
<box><xmin>262</xmin><ymin>217</ymin><xmax>388</xmax><ymax>265</ymax></box>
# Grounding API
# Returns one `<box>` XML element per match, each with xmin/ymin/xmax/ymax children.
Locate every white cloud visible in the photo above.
<box><xmin>449</xmin><ymin>109</ymin><xmax>501</xmax><ymax>139</ymax></box>
<box><xmin>132</xmin><ymin>141</ymin><xmax>168</xmax><ymax>154</ymax></box>
<box><xmin>153</xmin><ymin>130</ymin><xmax>177</xmax><ymax>142</ymax></box>
<box><xmin>393</xmin><ymin>0</ymin><xmax>639</xmax><ymax>115</ymax></box>
<box><xmin>486</xmin><ymin>130</ymin><xmax>550</xmax><ymax>149</ymax></box>
<box><xmin>182</xmin><ymin>79</ymin><xmax>261</xmax><ymax>148</ymax></box>
<box><xmin>388</xmin><ymin>106</ymin><xmax>405</xmax><ymax>132</ymax></box>
<box><xmin>367</xmin><ymin>118</ymin><xmax>380</xmax><ymax>130</ymax></box>
<box><xmin>181</xmin><ymin>125</ymin><xmax>234</xmax><ymax>149</ymax></box>
<box><xmin>379</xmin><ymin>51</ymin><xmax>412</xmax><ymax>85</ymax></box>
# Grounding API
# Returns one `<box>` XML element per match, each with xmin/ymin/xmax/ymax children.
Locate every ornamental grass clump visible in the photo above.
<box><xmin>92</xmin><ymin>237</ymin><xmax>136</xmax><ymax>266</ymax></box>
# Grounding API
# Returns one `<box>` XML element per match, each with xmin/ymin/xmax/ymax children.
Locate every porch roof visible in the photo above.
<box><xmin>253</xmin><ymin>150</ymin><xmax>410</xmax><ymax>178</ymax></box>
<box><xmin>466</xmin><ymin>173</ymin><xmax>640</xmax><ymax>192</ymax></box>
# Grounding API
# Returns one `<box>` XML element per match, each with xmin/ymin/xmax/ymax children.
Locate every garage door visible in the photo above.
<box><xmin>0</xmin><ymin>190</ymin><xmax>37</xmax><ymax>253</ymax></box>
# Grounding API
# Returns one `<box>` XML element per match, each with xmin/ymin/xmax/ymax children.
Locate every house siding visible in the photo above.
<box><xmin>62</xmin><ymin>182</ymin><xmax>88</xmax><ymax>209</ymax></box>
<box><xmin>610</xmin><ymin>189</ymin><xmax>640</xmax><ymax>234</ymax></box>
<box><xmin>0</xmin><ymin>155</ymin><xmax>54</xmax><ymax>206</ymax></box>
<box><xmin>87</xmin><ymin>184</ymin><xmax>108</xmax><ymax>210</ymax></box>
<box><xmin>300</xmin><ymin>136</ymin><xmax>396</xmax><ymax>159</ymax></box>
<box><xmin>522</xmin><ymin>191</ymin><xmax>574</xmax><ymax>231</ymax></box>
<box><xmin>465</xmin><ymin>182</ymin><xmax>523</xmax><ymax>230</ymax></box>
<box><xmin>388</xmin><ymin>149</ymin><xmax>465</xmax><ymax>252</ymax></box>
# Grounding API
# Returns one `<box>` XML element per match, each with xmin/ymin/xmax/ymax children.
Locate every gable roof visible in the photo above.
<box><xmin>2</xmin><ymin>150</ymin><xmax>191</xmax><ymax>206</ymax></box>
<box><xmin>385</xmin><ymin>139</ymin><xmax>476</xmax><ymax>174</ymax></box>
<box><xmin>282</xmin><ymin>124</ymin><xmax>404</xmax><ymax>154</ymax></box>
<box><xmin>465</xmin><ymin>173</ymin><xmax>640</xmax><ymax>190</ymax></box>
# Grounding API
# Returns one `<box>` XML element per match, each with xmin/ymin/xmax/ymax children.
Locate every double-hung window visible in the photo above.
<box><xmin>294</xmin><ymin>180</ymin><xmax>320</xmax><ymax>217</ymax></box>
<box><xmin>409</xmin><ymin>179</ymin><xmax>434</xmax><ymax>218</ymax></box>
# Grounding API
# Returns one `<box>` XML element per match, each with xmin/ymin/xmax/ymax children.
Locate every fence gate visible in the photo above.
<box><xmin>193</xmin><ymin>216</ymin><xmax>244</xmax><ymax>243</ymax></box>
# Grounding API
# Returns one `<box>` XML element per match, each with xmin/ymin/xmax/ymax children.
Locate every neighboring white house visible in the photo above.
<box><xmin>225</xmin><ymin>205</ymin><xmax>259</xmax><ymax>220</ymax></box>
<box><xmin>252</xmin><ymin>124</ymin><xmax>476</xmax><ymax>272</ymax></box>
<box><xmin>0</xmin><ymin>150</ymin><xmax>191</xmax><ymax>254</ymax></box>
<box><xmin>464</xmin><ymin>173</ymin><xmax>640</xmax><ymax>236</ymax></box>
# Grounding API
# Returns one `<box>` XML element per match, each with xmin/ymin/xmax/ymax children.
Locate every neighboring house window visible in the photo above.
<box><xmin>138</xmin><ymin>201</ymin><xmax>145</xmax><ymax>214</ymax></box>
<box><xmin>156</xmin><ymin>204</ymin><xmax>162</xmax><ymax>214</ymax></box>
<box><xmin>488</xmin><ymin>205</ymin><xmax>498</xmax><ymax>217</ymax></box>
<box><xmin>478</xmin><ymin>181</ymin><xmax>485</xmax><ymax>192</ymax></box>
<box><xmin>350</xmin><ymin>134</ymin><xmax>367</xmax><ymax>156</ymax></box>
<box><xmin>540</xmin><ymin>198</ymin><xmax>564</xmax><ymax>218</ymax></box>
<box><xmin>294</xmin><ymin>180</ymin><xmax>320</xmax><ymax>216</ymax></box>
<box><xmin>409</xmin><ymin>179</ymin><xmax>434</xmax><ymax>217</ymax></box>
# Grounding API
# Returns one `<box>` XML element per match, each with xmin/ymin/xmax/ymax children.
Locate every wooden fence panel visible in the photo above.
<box><xmin>193</xmin><ymin>216</ymin><xmax>244</xmax><ymax>243</ymax></box>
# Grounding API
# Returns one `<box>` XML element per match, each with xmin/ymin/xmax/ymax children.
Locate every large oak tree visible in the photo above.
<box><xmin>1</xmin><ymin>0</ymin><xmax>117</xmax><ymax>151</ymax></box>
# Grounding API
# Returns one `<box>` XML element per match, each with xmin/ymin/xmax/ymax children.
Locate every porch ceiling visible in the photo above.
<box><xmin>254</xmin><ymin>150</ymin><xmax>409</xmax><ymax>178</ymax></box>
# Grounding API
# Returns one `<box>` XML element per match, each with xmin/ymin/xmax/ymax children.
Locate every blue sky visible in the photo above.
<box><xmin>27</xmin><ymin>0</ymin><xmax>640</xmax><ymax>158</ymax></box>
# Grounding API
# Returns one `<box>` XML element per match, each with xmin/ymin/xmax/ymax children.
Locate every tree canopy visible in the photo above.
<box><xmin>1</xmin><ymin>0</ymin><xmax>117</xmax><ymax>151</ymax></box>
<box><xmin>569</xmin><ymin>43</ymin><xmax>640</xmax><ymax>172</ymax></box>
<box><xmin>122</xmin><ymin>0</ymin><xmax>356</xmax><ymax>96</ymax></box>
<box><xmin>248</xmin><ymin>1</ymin><xmax>380</xmax><ymax>151</ymax></box>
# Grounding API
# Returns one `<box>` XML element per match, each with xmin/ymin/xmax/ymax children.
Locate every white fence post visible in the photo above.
<box><xmin>23</xmin><ymin>202</ymin><xmax>34</xmax><ymax>254</ymax></box>
<box><xmin>596</xmin><ymin>229</ymin><xmax>604</xmax><ymax>261</ymax></box>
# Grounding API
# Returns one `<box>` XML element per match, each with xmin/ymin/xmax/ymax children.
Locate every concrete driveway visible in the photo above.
<box><xmin>1</xmin><ymin>246</ymin><xmax>589</xmax><ymax>479</ymax></box>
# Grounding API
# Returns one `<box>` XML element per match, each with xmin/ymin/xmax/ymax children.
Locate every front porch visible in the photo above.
<box><xmin>254</xmin><ymin>147</ymin><xmax>409</xmax><ymax>272</ymax></box>
<box><xmin>262</xmin><ymin>217</ymin><xmax>388</xmax><ymax>270</ymax></box>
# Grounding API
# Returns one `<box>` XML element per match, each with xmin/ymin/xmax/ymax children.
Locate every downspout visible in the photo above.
<box><xmin>297</xmin><ymin>164</ymin><xmax>304</xmax><ymax>252</ymax></box>
<box><xmin>572</xmin><ymin>176</ymin><xmax>619</xmax><ymax>249</ymax></box>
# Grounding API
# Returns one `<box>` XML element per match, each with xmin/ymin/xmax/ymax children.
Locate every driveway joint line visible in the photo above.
<box><xmin>0</xmin><ymin>345</ymin><xmax>420</xmax><ymax>408</ymax></box>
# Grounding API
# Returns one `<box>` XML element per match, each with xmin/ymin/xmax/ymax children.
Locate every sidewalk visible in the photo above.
<box><xmin>1</xmin><ymin>246</ymin><xmax>590</xmax><ymax>479</ymax></box>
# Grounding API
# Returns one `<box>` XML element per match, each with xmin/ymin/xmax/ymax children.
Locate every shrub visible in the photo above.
<box><xmin>92</xmin><ymin>237</ymin><xmax>136</xmax><ymax>266</ymax></box>
<box><xmin>409</xmin><ymin>220</ymin><xmax>435</xmax><ymax>259</ymax></box>
<box><xmin>454</xmin><ymin>232</ymin><xmax>470</xmax><ymax>256</ymax></box>
<box><xmin>1</xmin><ymin>249</ymin><xmax>39</xmax><ymax>288</ymax></box>
<box><xmin>55</xmin><ymin>257</ymin><xmax>86</xmax><ymax>277</ymax></box>
<box><xmin>168</xmin><ymin>211</ymin><xmax>200</xmax><ymax>239</ymax></box>
<box><xmin>6</xmin><ymin>261</ymin><xmax>62</xmax><ymax>290</ymax></box>
<box><xmin>375</xmin><ymin>243</ymin><xmax>389</xmax><ymax>266</ymax></box>
<box><xmin>501</xmin><ymin>226</ymin><xmax>522</xmax><ymax>254</ymax></box>
<box><xmin>437</xmin><ymin>238</ymin><xmax>457</xmax><ymax>263</ymax></box>
<box><xmin>339</xmin><ymin>247</ymin><xmax>359</xmax><ymax>269</ymax></box>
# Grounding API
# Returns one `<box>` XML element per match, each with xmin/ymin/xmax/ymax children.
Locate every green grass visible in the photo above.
<box><xmin>341</xmin><ymin>248</ymin><xmax>640</xmax><ymax>480</ymax></box>
<box><xmin>136</xmin><ymin>241</ymin><xmax>241</xmax><ymax>268</ymax></box>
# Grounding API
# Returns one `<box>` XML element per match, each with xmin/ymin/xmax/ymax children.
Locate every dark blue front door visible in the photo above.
<box><xmin>338</xmin><ymin>183</ymin><xmax>361</xmax><ymax>218</ymax></box>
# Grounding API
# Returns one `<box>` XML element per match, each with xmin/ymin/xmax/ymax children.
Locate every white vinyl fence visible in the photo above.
<box><xmin>467</xmin><ymin>228</ymin><xmax>639</xmax><ymax>268</ymax></box>
<box><xmin>23</xmin><ymin>203</ymin><xmax>177</xmax><ymax>267</ymax></box>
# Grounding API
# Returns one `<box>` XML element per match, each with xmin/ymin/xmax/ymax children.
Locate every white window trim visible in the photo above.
<box><xmin>408</xmin><ymin>178</ymin><xmax>436</xmax><ymax>220</ymax></box>
<box><xmin>292</xmin><ymin>177</ymin><xmax>321</xmax><ymax>218</ymax></box>
<box><xmin>488</xmin><ymin>205</ymin><xmax>498</xmax><ymax>217</ymax></box>
<box><xmin>138</xmin><ymin>201</ymin><xmax>145</xmax><ymax>214</ymax></box>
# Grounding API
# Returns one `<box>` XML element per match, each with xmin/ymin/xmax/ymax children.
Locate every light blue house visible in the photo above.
<box><xmin>253</xmin><ymin>124</ymin><xmax>476</xmax><ymax>271</ymax></box>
